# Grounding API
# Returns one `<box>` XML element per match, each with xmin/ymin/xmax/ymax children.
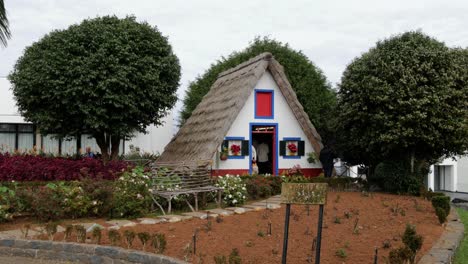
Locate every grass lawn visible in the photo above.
<box><xmin>454</xmin><ymin>208</ymin><xmax>468</xmax><ymax>263</ymax></box>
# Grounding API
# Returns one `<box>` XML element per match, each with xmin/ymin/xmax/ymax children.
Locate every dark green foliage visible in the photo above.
<box><xmin>180</xmin><ymin>37</ymin><xmax>336</xmax><ymax>145</ymax></box>
<box><xmin>137</xmin><ymin>232</ymin><xmax>150</xmax><ymax>250</ymax></box>
<box><xmin>435</xmin><ymin>207</ymin><xmax>447</xmax><ymax>224</ymax></box>
<box><xmin>372</xmin><ymin>159</ymin><xmax>422</xmax><ymax>195</ymax></box>
<box><xmin>402</xmin><ymin>224</ymin><xmax>423</xmax><ymax>254</ymax></box>
<box><xmin>9</xmin><ymin>16</ymin><xmax>181</xmax><ymax>161</ymax></box>
<box><xmin>388</xmin><ymin>247</ymin><xmax>413</xmax><ymax>264</ymax></box>
<box><xmin>214</xmin><ymin>255</ymin><xmax>227</xmax><ymax>264</ymax></box>
<box><xmin>151</xmin><ymin>233</ymin><xmax>167</xmax><ymax>254</ymax></box>
<box><xmin>74</xmin><ymin>225</ymin><xmax>86</xmax><ymax>243</ymax></box>
<box><xmin>124</xmin><ymin>230</ymin><xmax>136</xmax><ymax>249</ymax></box>
<box><xmin>432</xmin><ymin>196</ymin><xmax>450</xmax><ymax>215</ymax></box>
<box><xmin>107</xmin><ymin>229</ymin><xmax>121</xmax><ymax>246</ymax></box>
<box><xmin>337</xmin><ymin>31</ymin><xmax>468</xmax><ymax>168</ymax></box>
<box><xmin>228</xmin><ymin>248</ymin><xmax>242</xmax><ymax>264</ymax></box>
<box><xmin>91</xmin><ymin>226</ymin><xmax>102</xmax><ymax>244</ymax></box>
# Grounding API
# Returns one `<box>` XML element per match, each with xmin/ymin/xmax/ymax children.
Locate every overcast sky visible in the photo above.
<box><xmin>1</xmin><ymin>0</ymin><xmax>467</xmax><ymax>117</ymax></box>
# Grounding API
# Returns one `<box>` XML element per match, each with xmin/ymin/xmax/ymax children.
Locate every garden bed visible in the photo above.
<box><xmin>7</xmin><ymin>191</ymin><xmax>444</xmax><ymax>264</ymax></box>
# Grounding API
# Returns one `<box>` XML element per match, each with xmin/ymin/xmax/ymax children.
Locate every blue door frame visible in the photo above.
<box><xmin>249</xmin><ymin>123</ymin><xmax>279</xmax><ymax>175</ymax></box>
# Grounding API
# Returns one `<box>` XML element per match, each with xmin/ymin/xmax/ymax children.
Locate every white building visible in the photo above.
<box><xmin>0</xmin><ymin>78</ymin><xmax>175</xmax><ymax>156</ymax></box>
<box><xmin>157</xmin><ymin>53</ymin><xmax>324</xmax><ymax>176</ymax></box>
<box><xmin>427</xmin><ymin>156</ymin><xmax>468</xmax><ymax>193</ymax></box>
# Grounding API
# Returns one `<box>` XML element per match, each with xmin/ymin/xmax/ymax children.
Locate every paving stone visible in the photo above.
<box><xmin>251</xmin><ymin>202</ymin><xmax>281</xmax><ymax>209</ymax></box>
<box><xmin>105</xmin><ymin>220</ymin><xmax>135</xmax><ymax>227</ymax></box>
<box><xmin>158</xmin><ymin>215</ymin><xmax>192</xmax><ymax>221</ymax></box>
<box><xmin>108</xmin><ymin>225</ymin><xmax>120</xmax><ymax>230</ymax></box>
<box><xmin>122</xmin><ymin>222</ymin><xmax>137</xmax><ymax>227</ymax></box>
<box><xmin>86</xmin><ymin>223</ymin><xmax>105</xmax><ymax>233</ymax></box>
<box><xmin>182</xmin><ymin>212</ymin><xmax>218</xmax><ymax>219</ymax></box>
<box><xmin>243</xmin><ymin>205</ymin><xmax>266</xmax><ymax>211</ymax></box>
<box><xmin>207</xmin><ymin>209</ymin><xmax>234</xmax><ymax>216</ymax></box>
<box><xmin>139</xmin><ymin>219</ymin><xmax>160</xmax><ymax>225</ymax></box>
<box><xmin>168</xmin><ymin>217</ymin><xmax>181</xmax><ymax>223</ymax></box>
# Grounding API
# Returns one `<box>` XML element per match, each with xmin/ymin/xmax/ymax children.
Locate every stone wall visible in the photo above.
<box><xmin>0</xmin><ymin>239</ymin><xmax>187</xmax><ymax>264</ymax></box>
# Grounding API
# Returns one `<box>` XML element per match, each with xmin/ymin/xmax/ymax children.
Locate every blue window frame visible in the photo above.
<box><xmin>224</xmin><ymin>136</ymin><xmax>245</xmax><ymax>159</ymax></box>
<box><xmin>282</xmin><ymin>137</ymin><xmax>301</xmax><ymax>159</ymax></box>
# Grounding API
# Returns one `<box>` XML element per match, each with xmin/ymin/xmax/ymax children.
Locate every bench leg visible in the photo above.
<box><xmin>185</xmin><ymin>199</ymin><xmax>195</xmax><ymax>212</ymax></box>
<box><xmin>168</xmin><ymin>198</ymin><xmax>172</xmax><ymax>214</ymax></box>
<box><xmin>151</xmin><ymin>195</ymin><xmax>166</xmax><ymax>215</ymax></box>
<box><xmin>217</xmin><ymin>190</ymin><xmax>222</xmax><ymax>208</ymax></box>
<box><xmin>195</xmin><ymin>193</ymin><xmax>199</xmax><ymax>211</ymax></box>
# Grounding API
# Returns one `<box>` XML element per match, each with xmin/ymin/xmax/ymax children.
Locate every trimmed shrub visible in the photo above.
<box><xmin>0</xmin><ymin>153</ymin><xmax>129</xmax><ymax>181</ymax></box>
<box><xmin>435</xmin><ymin>207</ymin><xmax>447</xmax><ymax>224</ymax></box>
<box><xmin>431</xmin><ymin>196</ymin><xmax>450</xmax><ymax>215</ymax></box>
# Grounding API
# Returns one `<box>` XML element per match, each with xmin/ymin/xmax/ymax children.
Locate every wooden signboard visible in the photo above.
<box><xmin>281</xmin><ymin>183</ymin><xmax>328</xmax><ymax>205</ymax></box>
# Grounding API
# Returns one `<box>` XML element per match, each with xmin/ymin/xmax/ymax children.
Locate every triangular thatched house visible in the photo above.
<box><xmin>158</xmin><ymin>52</ymin><xmax>323</xmax><ymax>176</ymax></box>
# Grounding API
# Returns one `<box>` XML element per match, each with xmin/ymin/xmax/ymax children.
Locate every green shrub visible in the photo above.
<box><xmin>372</xmin><ymin>159</ymin><xmax>422</xmax><ymax>195</ymax></box>
<box><xmin>431</xmin><ymin>196</ymin><xmax>450</xmax><ymax>215</ymax></box>
<box><xmin>216</xmin><ymin>175</ymin><xmax>247</xmax><ymax>206</ymax></box>
<box><xmin>112</xmin><ymin>166</ymin><xmax>152</xmax><ymax>218</ymax></box>
<box><xmin>388</xmin><ymin>247</ymin><xmax>412</xmax><ymax>264</ymax></box>
<box><xmin>435</xmin><ymin>207</ymin><xmax>447</xmax><ymax>224</ymax></box>
<box><xmin>228</xmin><ymin>248</ymin><xmax>241</xmax><ymax>264</ymax></box>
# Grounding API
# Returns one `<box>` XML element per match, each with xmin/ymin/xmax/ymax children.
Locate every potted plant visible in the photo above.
<box><xmin>220</xmin><ymin>145</ymin><xmax>228</xmax><ymax>161</ymax></box>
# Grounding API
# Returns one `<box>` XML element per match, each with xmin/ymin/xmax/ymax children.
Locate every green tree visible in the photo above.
<box><xmin>9</xmin><ymin>16</ymin><xmax>180</xmax><ymax>161</ymax></box>
<box><xmin>180</xmin><ymin>37</ymin><xmax>336</xmax><ymax>145</ymax></box>
<box><xmin>0</xmin><ymin>0</ymin><xmax>10</xmax><ymax>47</ymax></box>
<box><xmin>337</xmin><ymin>31</ymin><xmax>468</xmax><ymax>173</ymax></box>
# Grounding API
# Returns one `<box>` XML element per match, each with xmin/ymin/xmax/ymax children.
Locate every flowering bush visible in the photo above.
<box><xmin>243</xmin><ymin>175</ymin><xmax>283</xmax><ymax>200</ymax></box>
<box><xmin>287</xmin><ymin>143</ymin><xmax>297</xmax><ymax>153</ymax></box>
<box><xmin>230</xmin><ymin>144</ymin><xmax>241</xmax><ymax>155</ymax></box>
<box><xmin>112</xmin><ymin>166</ymin><xmax>152</xmax><ymax>218</ymax></box>
<box><xmin>216</xmin><ymin>175</ymin><xmax>247</xmax><ymax>206</ymax></box>
<box><xmin>0</xmin><ymin>153</ymin><xmax>129</xmax><ymax>181</ymax></box>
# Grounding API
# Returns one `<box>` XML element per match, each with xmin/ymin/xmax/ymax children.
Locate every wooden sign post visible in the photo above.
<box><xmin>281</xmin><ymin>183</ymin><xmax>328</xmax><ymax>264</ymax></box>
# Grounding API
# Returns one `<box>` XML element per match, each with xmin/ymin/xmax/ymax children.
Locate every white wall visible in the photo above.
<box><xmin>216</xmin><ymin>71</ymin><xmax>321</xmax><ymax>172</ymax></box>
<box><xmin>124</xmin><ymin>112</ymin><xmax>175</xmax><ymax>155</ymax></box>
<box><xmin>0</xmin><ymin>78</ymin><xmax>27</xmax><ymax>123</ymax></box>
<box><xmin>457</xmin><ymin>156</ymin><xmax>468</xmax><ymax>192</ymax></box>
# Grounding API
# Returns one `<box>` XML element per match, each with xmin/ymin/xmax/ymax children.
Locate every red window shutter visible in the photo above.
<box><xmin>256</xmin><ymin>91</ymin><xmax>273</xmax><ymax>117</ymax></box>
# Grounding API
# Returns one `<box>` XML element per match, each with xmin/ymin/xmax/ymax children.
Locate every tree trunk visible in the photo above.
<box><xmin>94</xmin><ymin>133</ymin><xmax>121</xmax><ymax>162</ymax></box>
<box><xmin>110</xmin><ymin>135</ymin><xmax>120</xmax><ymax>161</ymax></box>
<box><xmin>410</xmin><ymin>149</ymin><xmax>415</xmax><ymax>174</ymax></box>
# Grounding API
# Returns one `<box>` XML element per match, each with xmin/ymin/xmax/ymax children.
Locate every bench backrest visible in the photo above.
<box><xmin>151</xmin><ymin>160</ymin><xmax>213</xmax><ymax>191</ymax></box>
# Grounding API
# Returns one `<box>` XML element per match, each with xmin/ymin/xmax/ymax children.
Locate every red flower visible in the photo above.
<box><xmin>287</xmin><ymin>143</ymin><xmax>297</xmax><ymax>153</ymax></box>
<box><xmin>230</xmin><ymin>144</ymin><xmax>241</xmax><ymax>155</ymax></box>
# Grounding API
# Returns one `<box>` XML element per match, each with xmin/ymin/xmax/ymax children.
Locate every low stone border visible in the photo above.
<box><xmin>0</xmin><ymin>239</ymin><xmax>188</xmax><ymax>264</ymax></box>
<box><xmin>417</xmin><ymin>207</ymin><xmax>464</xmax><ymax>264</ymax></box>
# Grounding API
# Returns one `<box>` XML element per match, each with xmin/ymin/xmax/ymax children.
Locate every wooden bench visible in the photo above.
<box><xmin>149</xmin><ymin>160</ymin><xmax>223</xmax><ymax>215</ymax></box>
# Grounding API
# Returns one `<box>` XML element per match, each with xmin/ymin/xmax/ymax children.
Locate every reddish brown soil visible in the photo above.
<box><xmin>5</xmin><ymin>192</ymin><xmax>444</xmax><ymax>264</ymax></box>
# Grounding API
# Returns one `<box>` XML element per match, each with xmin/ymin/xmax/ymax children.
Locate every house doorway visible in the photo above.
<box><xmin>434</xmin><ymin>165</ymin><xmax>452</xmax><ymax>191</ymax></box>
<box><xmin>251</xmin><ymin>124</ymin><xmax>276</xmax><ymax>175</ymax></box>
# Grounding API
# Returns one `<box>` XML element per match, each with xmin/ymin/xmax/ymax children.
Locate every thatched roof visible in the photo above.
<box><xmin>157</xmin><ymin>52</ymin><xmax>323</xmax><ymax>163</ymax></box>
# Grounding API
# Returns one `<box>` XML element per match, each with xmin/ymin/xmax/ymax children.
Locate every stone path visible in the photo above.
<box><xmin>0</xmin><ymin>195</ymin><xmax>283</xmax><ymax>240</ymax></box>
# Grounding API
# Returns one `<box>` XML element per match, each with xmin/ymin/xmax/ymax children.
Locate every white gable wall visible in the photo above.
<box><xmin>214</xmin><ymin>71</ymin><xmax>321</xmax><ymax>174</ymax></box>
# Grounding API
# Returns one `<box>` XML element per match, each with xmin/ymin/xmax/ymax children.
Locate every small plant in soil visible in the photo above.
<box><xmin>216</xmin><ymin>215</ymin><xmax>224</xmax><ymax>223</ymax></box>
<box><xmin>334</xmin><ymin>194</ymin><xmax>341</xmax><ymax>203</ymax></box>
<box><xmin>45</xmin><ymin>222</ymin><xmax>58</xmax><ymax>241</ymax></box>
<box><xmin>183</xmin><ymin>242</ymin><xmax>193</xmax><ymax>262</ymax></box>
<box><xmin>257</xmin><ymin>230</ymin><xmax>265</xmax><ymax>237</ymax></box>
<box><xmin>20</xmin><ymin>224</ymin><xmax>31</xmax><ymax>239</ymax></box>
<box><xmin>64</xmin><ymin>224</ymin><xmax>73</xmax><ymax>241</ymax></box>
<box><xmin>138</xmin><ymin>232</ymin><xmax>151</xmax><ymax>251</ymax></box>
<box><xmin>353</xmin><ymin>218</ymin><xmax>360</xmax><ymax>235</ymax></box>
<box><xmin>335</xmin><ymin>248</ymin><xmax>347</xmax><ymax>258</ymax></box>
<box><xmin>91</xmin><ymin>226</ymin><xmax>102</xmax><ymax>244</ymax></box>
<box><xmin>108</xmin><ymin>229</ymin><xmax>121</xmax><ymax>246</ymax></box>
<box><xmin>203</xmin><ymin>221</ymin><xmax>213</xmax><ymax>232</ymax></box>
<box><xmin>151</xmin><ymin>233</ymin><xmax>167</xmax><ymax>254</ymax></box>
<box><xmin>400</xmin><ymin>209</ymin><xmax>406</xmax><ymax>216</ymax></box>
<box><xmin>74</xmin><ymin>225</ymin><xmax>86</xmax><ymax>243</ymax></box>
<box><xmin>383</xmin><ymin>239</ymin><xmax>392</xmax><ymax>249</ymax></box>
<box><xmin>344</xmin><ymin>241</ymin><xmax>350</xmax><ymax>249</ymax></box>
<box><xmin>228</xmin><ymin>248</ymin><xmax>242</xmax><ymax>264</ymax></box>
<box><xmin>388</xmin><ymin>224</ymin><xmax>423</xmax><ymax>264</ymax></box>
<box><xmin>214</xmin><ymin>255</ymin><xmax>227</xmax><ymax>264</ymax></box>
<box><xmin>244</xmin><ymin>240</ymin><xmax>254</xmax><ymax>247</ymax></box>
<box><xmin>334</xmin><ymin>216</ymin><xmax>341</xmax><ymax>224</ymax></box>
<box><xmin>123</xmin><ymin>230</ymin><xmax>136</xmax><ymax>249</ymax></box>
<box><xmin>272</xmin><ymin>249</ymin><xmax>279</xmax><ymax>255</ymax></box>
<box><xmin>413</xmin><ymin>199</ymin><xmax>424</xmax><ymax>212</ymax></box>
<box><xmin>382</xmin><ymin>200</ymin><xmax>389</xmax><ymax>207</ymax></box>
<box><xmin>344</xmin><ymin>211</ymin><xmax>352</xmax><ymax>219</ymax></box>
